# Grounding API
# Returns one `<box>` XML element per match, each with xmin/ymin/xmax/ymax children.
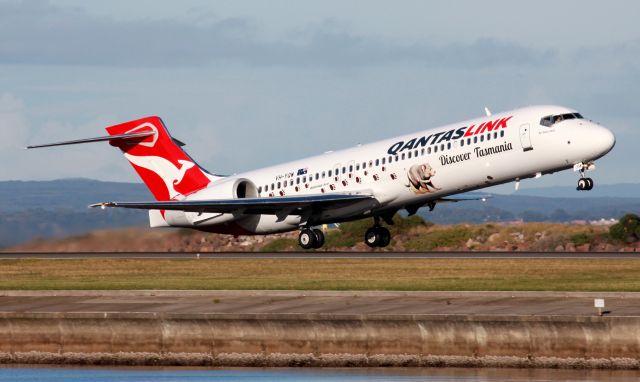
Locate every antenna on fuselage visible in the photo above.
<box><xmin>484</xmin><ymin>107</ymin><xmax>492</xmax><ymax>117</ymax></box>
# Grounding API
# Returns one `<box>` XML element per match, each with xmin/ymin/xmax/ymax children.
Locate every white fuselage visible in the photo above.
<box><xmin>166</xmin><ymin>105</ymin><xmax>615</xmax><ymax>234</ymax></box>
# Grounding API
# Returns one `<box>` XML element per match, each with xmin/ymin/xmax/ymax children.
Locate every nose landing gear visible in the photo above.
<box><xmin>574</xmin><ymin>162</ymin><xmax>595</xmax><ymax>191</ymax></box>
<box><xmin>577</xmin><ymin>177</ymin><xmax>593</xmax><ymax>191</ymax></box>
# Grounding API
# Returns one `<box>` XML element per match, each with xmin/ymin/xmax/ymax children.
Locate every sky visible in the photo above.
<box><xmin>1</xmin><ymin>0</ymin><xmax>638</xmax><ymax>192</ymax></box>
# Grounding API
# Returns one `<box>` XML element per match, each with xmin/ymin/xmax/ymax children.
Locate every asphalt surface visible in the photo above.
<box><xmin>0</xmin><ymin>290</ymin><xmax>637</xmax><ymax>316</ymax></box>
<box><xmin>0</xmin><ymin>251</ymin><xmax>638</xmax><ymax>259</ymax></box>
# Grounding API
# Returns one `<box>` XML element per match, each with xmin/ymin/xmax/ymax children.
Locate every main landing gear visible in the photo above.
<box><xmin>297</xmin><ymin>216</ymin><xmax>393</xmax><ymax>250</ymax></box>
<box><xmin>364</xmin><ymin>216</ymin><xmax>391</xmax><ymax>248</ymax></box>
<box><xmin>365</xmin><ymin>226</ymin><xmax>391</xmax><ymax>248</ymax></box>
<box><xmin>298</xmin><ymin>228</ymin><xmax>325</xmax><ymax>250</ymax></box>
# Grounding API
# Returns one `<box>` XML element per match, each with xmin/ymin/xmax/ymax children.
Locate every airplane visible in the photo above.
<box><xmin>28</xmin><ymin>105</ymin><xmax>615</xmax><ymax>249</ymax></box>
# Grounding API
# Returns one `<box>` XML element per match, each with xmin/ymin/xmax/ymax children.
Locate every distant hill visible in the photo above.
<box><xmin>421</xmin><ymin>193</ymin><xmax>640</xmax><ymax>224</ymax></box>
<box><xmin>0</xmin><ymin>179</ymin><xmax>150</xmax><ymax>212</ymax></box>
<box><xmin>1</xmin><ymin>179</ymin><xmax>639</xmax><ymax>248</ymax></box>
<box><xmin>0</xmin><ymin>179</ymin><xmax>150</xmax><ymax>248</ymax></box>
<box><xmin>513</xmin><ymin>183</ymin><xmax>640</xmax><ymax>198</ymax></box>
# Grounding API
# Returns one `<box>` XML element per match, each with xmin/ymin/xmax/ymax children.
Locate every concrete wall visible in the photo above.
<box><xmin>0</xmin><ymin>312</ymin><xmax>638</xmax><ymax>367</ymax></box>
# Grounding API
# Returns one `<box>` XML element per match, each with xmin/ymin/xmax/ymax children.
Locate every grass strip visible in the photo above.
<box><xmin>1</xmin><ymin>258</ymin><xmax>639</xmax><ymax>291</ymax></box>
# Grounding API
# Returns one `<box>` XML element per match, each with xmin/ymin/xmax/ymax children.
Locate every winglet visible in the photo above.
<box><xmin>89</xmin><ymin>202</ymin><xmax>115</xmax><ymax>209</ymax></box>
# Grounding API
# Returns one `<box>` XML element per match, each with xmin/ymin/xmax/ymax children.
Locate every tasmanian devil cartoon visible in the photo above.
<box><xmin>407</xmin><ymin>163</ymin><xmax>440</xmax><ymax>194</ymax></box>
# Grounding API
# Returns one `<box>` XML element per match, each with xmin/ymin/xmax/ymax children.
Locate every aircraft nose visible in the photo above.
<box><xmin>593</xmin><ymin>125</ymin><xmax>615</xmax><ymax>157</ymax></box>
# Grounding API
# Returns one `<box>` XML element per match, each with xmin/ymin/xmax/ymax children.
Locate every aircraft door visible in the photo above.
<box><xmin>519</xmin><ymin>123</ymin><xmax>533</xmax><ymax>151</ymax></box>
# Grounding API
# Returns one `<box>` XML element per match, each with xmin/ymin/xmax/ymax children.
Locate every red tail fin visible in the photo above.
<box><xmin>106</xmin><ymin>116</ymin><xmax>211</xmax><ymax>201</ymax></box>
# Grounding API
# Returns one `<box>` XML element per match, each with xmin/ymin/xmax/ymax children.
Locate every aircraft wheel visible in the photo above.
<box><xmin>377</xmin><ymin>227</ymin><xmax>391</xmax><ymax>247</ymax></box>
<box><xmin>585</xmin><ymin>177</ymin><xmax>594</xmax><ymax>190</ymax></box>
<box><xmin>312</xmin><ymin>229</ymin><xmax>325</xmax><ymax>249</ymax></box>
<box><xmin>365</xmin><ymin>227</ymin><xmax>381</xmax><ymax>248</ymax></box>
<box><xmin>577</xmin><ymin>178</ymin><xmax>587</xmax><ymax>191</ymax></box>
<box><xmin>298</xmin><ymin>229</ymin><xmax>317</xmax><ymax>250</ymax></box>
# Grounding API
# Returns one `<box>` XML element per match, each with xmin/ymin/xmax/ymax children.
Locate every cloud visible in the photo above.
<box><xmin>0</xmin><ymin>0</ymin><xmax>551</xmax><ymax>68</ymax></box>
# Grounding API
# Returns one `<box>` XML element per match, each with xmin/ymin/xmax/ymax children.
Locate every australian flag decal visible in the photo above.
<box><xmin>297</xmin><ymin>168</ymin><xmax>308</xmax><ymax>176</ymax></box>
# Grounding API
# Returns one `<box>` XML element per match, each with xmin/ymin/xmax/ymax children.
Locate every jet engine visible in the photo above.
<box><xmin>162</xmin><ymin>177</ymin><xmax>260</xmax><ymax>228</ymax></box>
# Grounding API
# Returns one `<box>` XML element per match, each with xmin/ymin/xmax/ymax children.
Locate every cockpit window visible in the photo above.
<box><xmin>540</xmin><ymin>113</ymin><xmax>583</xmax><ymax>127</ymax></box>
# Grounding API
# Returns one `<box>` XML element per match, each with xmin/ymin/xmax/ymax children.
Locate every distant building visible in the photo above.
<box><xmin>589</xmin><ymin>218</ymin><xmax>619</xmax><ymax>226</ymax></box>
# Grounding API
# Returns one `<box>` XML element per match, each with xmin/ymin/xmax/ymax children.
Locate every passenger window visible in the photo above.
<box><xmin>258</xmin><ymin>186</ymin><xmax>262</xmax><ymax>194</ymax></box>
<box><xmin>473</xmin><ymin>137</ymin><xmax>478</xmax><ymax>144</ymax></box>
<box><xmin>322</xmin><ymin>172</ymin><xmax>325</xmax><ymax>178</ymax></box>
<box><xmin>434</xmin><ymin>145</ymin><xmax>438</xmax><ymax>153</ymax></box>
<box><xmin>480</xmin><ymin>135</ymin><xmax>484</xmax><ymax>142</ymax></box>
<box><xmin>440</xmin><ymin>144</ymin><xmax>445</xmax><ymax>151</ymax></box>
<box><xmin>375</xmin><ymin>159</ymin><xmax>380</xmax><ymax>166</ymax></box>
<box><xmin>494</xmin><ymin>132</ymin><xmax>498</xmax><ymax>139</ymax></box>
<box><xmin>277</xmin><ymin>182</ymin><xmax>281</xmax><ymax>189</ymax></box>
<box><xmin>461</xmin><ymin>139</ymin><xmax>464</xmax><ymax>147</ymax></box>
<box><xmin>328</xmin><ymin>170</ymin><xmax>332</xmax><ymax>177</ymax></box>
<box><xmin>447</xmin><ymin>142</ymin><xmax>451</xmax><ymax>149</ymax></box>
<box><xmin>427</xmin><ymin>147</ymin><xmax>431</xmax><ymax>154</ymax></box>
<box><xmin>271</xmin><ymin>183</ymin><xmax>274</xmax><ymax>190</ymax></box>
<box><xmin>500</xmin><ymin>131</ymin><xmax>505</xmax><ymax>137</ymax></box>
<box><xmin>395</xmin><ymin>155</ymin><xmax>399</xmax><ymax>162</ymax></box>
<box><xmin>388</xmin><ymin>156</ymin><xmax>393</xmax><ymax>163</ymax></box>
<box><xmin>487</xmin><ymin>134</ymin><xmax>491</xmax><ymax>141</ymax></box>
<box><xmin>342</xmin><ymin>167</ymin><xmax>346</xmax><ymax>174</ymax></box>
<box><xmin>315</xmin><ymin>173</ymin><xmax>319</xmax><ymax>180</ymax></box>
<box><xmin>421</xmin><ymin>148</ymin><xmax>425</xmax><ymax>155</ymax></box>
<box><xmin>467</xmin><ymin>138</ymin><xmax>471</xmax><ymax>145</ymax></box>
<box><xmin>362</xmin><ymin>162</ymin><xmax>366</xmax><ymax>169</ymax></box>
<box><xmin>401</xmin><ymin>153</ymin><xmax>405</xmax><ymax>160</ymax></box>
<box><xmin>356</xmin><ymin>164</ymin><xmax>360</xmax><ymax>171</ymax></box>
<box><xmin>349</xmin><ymin>165</ymin><xmax>353</xmax><ymax>172</ymax></box>
<box><xmin>382</xmin><ymin>158</ymin><xmax>386</xmax><ymax>165</ymax></box>
<box><xmin>408</xmin><ymin>151</ymin><xmax>412</xmax><ymax>159</ymax></box>
<box><xmin>296</xmin><ymin>178</ymin><xmax>300</xmax><ymax>185</ymax></box>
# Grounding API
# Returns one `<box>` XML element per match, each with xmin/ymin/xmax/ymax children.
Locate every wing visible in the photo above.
<box><xmin>437</xmin><ymin>194</ymin><xmax>492</xmax><ymax>203</ymax></box>
<box><xmin>405</xmin><ymin>193</ymin><xmax>491</xmax><ymax>215</ymax></box>
<box><xmin>90</xmin><ymin>193</ymin><xmax>375</xmax><ymax>215</ymax></box>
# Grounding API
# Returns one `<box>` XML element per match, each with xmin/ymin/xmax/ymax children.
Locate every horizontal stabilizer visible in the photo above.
<box><xmin>26</xmin><ymin>131</ymin><xmax>156</xmax><ymax>149</ymax></box>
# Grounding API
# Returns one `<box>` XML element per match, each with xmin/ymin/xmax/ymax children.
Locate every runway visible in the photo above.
<box><xmin>0</xmin><ymin>251</ymin><xmax>638</xmax><ymax>259</ymax></box>
<box><xmin>0</xmin><ymin>290</ymin><xmax>638</xmax><ymax>316</ymax></box>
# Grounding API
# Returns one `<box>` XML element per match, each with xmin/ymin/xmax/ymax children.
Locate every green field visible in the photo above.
<box><xmin>2</xmin><ymin>258</ymin><xmax>640</xmax><ymax>291</ymax></box>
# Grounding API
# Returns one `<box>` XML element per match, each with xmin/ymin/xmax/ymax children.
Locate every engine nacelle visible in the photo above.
<box><xmin>163</xmin><ymin>178</ymin><xmax>260</xmax><ymax>228</ymax></box>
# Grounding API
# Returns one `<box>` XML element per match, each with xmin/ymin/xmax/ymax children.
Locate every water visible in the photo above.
<box><xmin>0</xmin><ymin>367</ymin><xmax>639</xmax><ymax>382</ymax></box>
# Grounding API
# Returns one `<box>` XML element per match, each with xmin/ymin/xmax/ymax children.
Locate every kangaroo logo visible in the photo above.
<box><xmin>124</xmin><ymin>153</ymin><xmax>196</xmax><ymax>199</ymax></box>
